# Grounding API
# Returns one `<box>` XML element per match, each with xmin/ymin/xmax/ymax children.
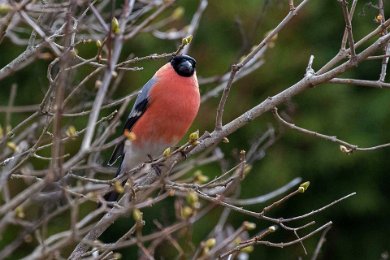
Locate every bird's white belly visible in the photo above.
<box><xmin>121</xmin><ymin>139</ymin><xmax>171</xmax><ymax>172</ymax></box>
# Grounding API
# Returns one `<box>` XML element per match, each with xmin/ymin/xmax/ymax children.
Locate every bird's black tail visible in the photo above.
<box><xmin>103</xmin><ymin>158</ymin><xmax>123</xmax><ymax>203</ymax></box>
<box><xmin>103</xmin><ymin>189</ymin><xmax>120</xmax><ymax>202</ymax></box>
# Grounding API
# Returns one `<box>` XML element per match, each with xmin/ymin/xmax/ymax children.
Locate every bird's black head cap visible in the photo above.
<box><xmin>170</xmin><ymin>55</ymin><xmax>196</xmax><ymax>77</ymax></box>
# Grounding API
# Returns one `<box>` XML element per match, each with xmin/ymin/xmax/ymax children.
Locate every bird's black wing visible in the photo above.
<box><xmin>107</xmin><ymin>77</ymin><xmax>157</xmax><ymax>166</ymax></box>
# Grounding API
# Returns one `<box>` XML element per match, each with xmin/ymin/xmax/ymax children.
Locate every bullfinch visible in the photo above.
<box><xmin>105</xmin><ymin>55</ymin><xmax>200</xmax><ymax>201</ymax></box>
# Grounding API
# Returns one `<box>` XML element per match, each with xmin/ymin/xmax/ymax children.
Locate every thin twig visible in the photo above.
<box><xmin>214</xmin><ymin>0</ymin><xmax>310</xmax><ymax>130</ymax></box>
<box><xmin>225</xmin><ymin>177</ymin><xmax>302</xmax><ymax>206</ymax></box>
<box><xmin>330</xmin><ymin>77</ymin><xmax>390</xmax><ymax>88</ymax></box>
<box><xmin>378</xmin><ymin>0</ymin><xmax>389</xmax><ymax>81</ymax></box>
<box><xmin>181</xmin><ymin>0</ymin><xmax>208</xmax><ymax>55</ymax></box>
<box><xmin>311</xmin><ymin>225</ymin><xmax>332</xmax><ymax>260</ymax></box>
<box><xmin>273</xmin><ymin>107</ymin><xmax>390</xmax><ymax>153</ymax></box>
<box><xmin>338</xmin><ymin>0</ymin><xmax>356</xmax><ymax>61</ymax></box>
<box><xmin>220</xmin><ymin>222</ymin><xmax>333</xmax><ymax>259</ymax></box>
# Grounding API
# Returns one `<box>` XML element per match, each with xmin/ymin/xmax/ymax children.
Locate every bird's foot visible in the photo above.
<box><xmin>172</xmin><ymin>145</ymin><xmax>188</xmax><ymax>160</ymax></box>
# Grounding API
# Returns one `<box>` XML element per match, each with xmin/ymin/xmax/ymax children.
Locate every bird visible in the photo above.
<box><xmin>104</xmin><ymin>55</ymin><xmax>200</xmax><ymax>201</ymax></box>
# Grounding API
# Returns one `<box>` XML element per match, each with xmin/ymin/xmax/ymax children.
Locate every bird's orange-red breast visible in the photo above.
<box><xmin>131</xmin><ymin>62</ymin><xmax>200</xmax><ymax>148</ymax></box>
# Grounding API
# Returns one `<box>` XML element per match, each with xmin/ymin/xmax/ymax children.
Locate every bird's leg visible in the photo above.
<box><xmin>151</xmin><ymin>163</ymin><xmax>162</xmax><ymax>176</ymax></box>
<box><xmin>146</xmin><ymin>154</ymin><xmax>162</xmax><ymax>175</ymax></box>
<box><xmin>179</xmin><ymin>150</ymin><xmax>188</xmax><ymax>160</ymax></box>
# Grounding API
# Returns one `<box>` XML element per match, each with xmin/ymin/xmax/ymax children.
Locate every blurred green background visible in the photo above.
<box><xmin>1</xmin><ymin>0</ymin><xmax>389</xmax><ymax>259</ymax></box>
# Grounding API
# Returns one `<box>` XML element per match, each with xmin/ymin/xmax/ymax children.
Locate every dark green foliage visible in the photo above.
<box><xmin>1</xmin><ymin>0</ymin><xmax>389</xmax><ymax>259</ymax></box>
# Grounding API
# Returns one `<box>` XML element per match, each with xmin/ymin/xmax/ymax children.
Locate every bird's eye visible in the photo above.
<box><xmin>170</xmin><ymin>55</ymin><xmax>196</xmax><ymax>77</ymax></box>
